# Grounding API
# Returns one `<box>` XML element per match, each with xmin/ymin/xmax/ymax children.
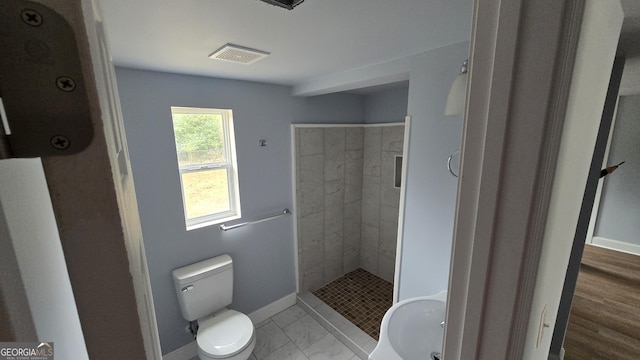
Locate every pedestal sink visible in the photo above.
<box><xmin>369</xmin><ymin>290</ymin><xmax>447</xmax><ymax>360</ymax></box>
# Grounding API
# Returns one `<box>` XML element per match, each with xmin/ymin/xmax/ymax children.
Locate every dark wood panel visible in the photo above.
<box><xmin>564</xmin><ymin>244</ymin><xmax>640</xmax><ymax>360</ymax></box>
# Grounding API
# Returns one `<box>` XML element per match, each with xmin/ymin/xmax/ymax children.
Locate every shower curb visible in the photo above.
<box><xmin>297</xmin><ymin>292</ymin><xmax>377</xmax><ymax>360</ymax></box>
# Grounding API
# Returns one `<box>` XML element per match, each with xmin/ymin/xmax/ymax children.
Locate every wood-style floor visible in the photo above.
<box><xmin>564</xmin><ymin>244</ymin><xmax>640</xmax><ymax>360</ymax></box>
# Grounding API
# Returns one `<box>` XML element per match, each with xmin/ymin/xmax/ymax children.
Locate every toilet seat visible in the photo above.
<box><xmin>197</xmin><ymin>309</ymin><xmax>254</xmax><ymax>359</ymax></box>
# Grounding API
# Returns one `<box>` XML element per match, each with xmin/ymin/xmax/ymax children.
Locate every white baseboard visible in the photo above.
<box><xmin>163</xmin><ymin>341</ymin><xmax>197</xmax><ymax>360</ymax></box>
<box><xmin>162</xmin><ymin>292</ymin><xmax>297</xmax><ymax>360</ymax></box>
<box><xmin>248</xmin><ymin>292</ymin><xmax>297</xmax><ymax>325</ymax></box>
<box><xmin>560</xmin><ymin>347</ymin><xmax>565</xmax><ymax>360</ymax></box>
<box><xmin>592</xmin><ymin>236</ymin><xmax>640</xmax><ymax>256</ymax></box>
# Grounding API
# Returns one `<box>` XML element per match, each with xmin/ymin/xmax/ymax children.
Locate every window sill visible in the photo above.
<box><xmin>186</xmin><ymin>213</ymin><xmax>241</xmax><ymax>231</ymax></box>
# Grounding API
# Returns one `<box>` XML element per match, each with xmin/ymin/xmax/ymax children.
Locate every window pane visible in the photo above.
<box><xmin>172</xmin><ymin>113</ymin><xmax>226</xmax><ymax>166</ymax></box>
<box><xmin>181</xmin><ymin>169</ymin><xmax>230</xmax><ymax>219</ymax></box>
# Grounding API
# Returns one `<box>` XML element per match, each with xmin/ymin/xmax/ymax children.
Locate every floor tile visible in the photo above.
<box><xmin>262</xmin><ymin>341</ymin><xmax>309</xmax><ymax>360</ymax></box>
<box><xmin>271</xmin><ymin>304</ymin><xmax>308</xmax><ymax>328</ymax></box>
<box><xmin>255</xmin><ymin>318</ymin><xmax>273</xmax><ymax>329</ymax></box>
<box><xmin>253</xmin><ymin>321</ymin><xmax>290</xmax><ymax>359</ymax></box>
<box><xmin>303</xmin><ymin>333</ymin><xmax>355</xmax><ymax>360</ymax></box>
<box><xmin>282</xmin><ymin>315</ymin><xmax>328</xmax><ymax>350</ymax></box>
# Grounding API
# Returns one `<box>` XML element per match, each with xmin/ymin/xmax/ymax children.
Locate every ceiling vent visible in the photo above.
<box><xmin>258</xmin><ymin>0</ymin><xmax>305</xmax><ymax>10</ymax></box>
<box><xmin>208</xmin><ymin>44</ymin><xmax>270</xmax><ymax>65</ymax></box>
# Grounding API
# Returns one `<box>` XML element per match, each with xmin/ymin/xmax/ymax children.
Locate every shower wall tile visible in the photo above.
<box><xmin>325</xmin><ymin>159</ymin><xmax>345</xmax><ymax>182</ymax></box>
<box><xmin>379</xmin><ymin>206</ymin><xmax>399</xmax><ymax>259</ymax></box>
<box><xmin>360</xmin><ymin>246</ymin><xmax>378</xmax><ymax>275</ymax></box>
<box><xmin>363</xmin><ymin>128</ymin><xmax>382</xmax><ymax>176</ymax></box>
<box><xmin>325</xmin><ymin>230</ymin><xmax>344</xmax><ymax>257</ymax></box>
<box><xmin>303</xmin><ymin>264</ymin><xmax>325</xmax><ymax>292</ymax></box>
<box><xmin>359</xmin><ymin>125</ymin><xmax>403</xmax><ymax>281</ymax></box>
<box><xmin>378</xmin><ymin>254</ymin><xmax>396</xmax><ymax>283</ymax></box>
<box><xmin>297</xmin><ymin>152</ymin><xmax>324</xmax><ymax>217</ymax></box>
<box><xmin>343</xmin><ymin>231</ymin><xmax>360</xmax><ymax>259</ymax></box>
<box><xmin>300</xmin><ymin>128</ymin><xmax>324</xmax><ymax>156</ymax></box>
<box><xmin>324</xmin><ymin>181</ymin><xmax>345</xmax><ymax>235</ymax></box>
<box><xmin>325</xmin><ymin>128</ymin><xmax>346</xmax><ymax>181</ymax></box>
<box><xmin>344</xmin><ymin>150</ymin><xmax>364</xmax><ymax>203</ymax></box>
<box><xmin>296</xmin><ymin>125</ymin><xmax>402</xmax><ymax>291</ymax></box>
<box><xmin>343</xmin><ymin>199</ymin><xmax>361</xmax><ymax>271</ymax></box>
<box><xmin>361</xmin><ymin>224</ymin><xmax>379</xmax><ymax>254</ymax></box>
<box><xmin>297</xmin><ymin>187</ymin><xmax>323</xmax><ymax>217</ymax></box>
<box><xmin>324</xmin><ymin>230</ymin><xmax>344</xmax><ymax>283</ymax></box>
<box><xmin>345</xmin><ymin>127</ymin><xmax>364</xmax><ymax>150</ymax></box>
<box><xmin>361</xmin><ymin>201</ymin><xmax>380</xmax><ymax>228</ymax></box>
<box><xmin>343</xmin><ymin>251</ymin><xmax>360</xmax><ymax>274</ymax></box>
<box><xmin>380</xmin><ymin>205</ymin><xmax>399</xmax><ymax>226</ymax></box>
<box><xmin>325</xmin><ymin>128</ymin><xmax>346</xmax><ymax>156</ymax></box>
<box><xmin>300</xmin><ymin>212</ymin><xmax>324</xmax><ymax>270</ymax></box>
<box><xmin>382</xmin><ymin>126</ymin><xmax>404</xmax><ymax>152</ymax></box>
<box><xmin>324</xmin><ymin>128</ymin><xmax>345</xmax><ymax>183</ymax></box>
<box><xmin>344</xmin><ymin>201</ymin><xmax>362</xmax><ymax>244</ymax></box>
<box><xmin>361</xmin><ymin>214</ymin><xmax>379</xmax><ymax>274</ymax></box>
<box><xmin>380</xmin><ymin>184</ymin><xmax>401</xmax><ymax>209</ymax></box>
<box><xmin>297</xmin><ymin>154</ymin><xmax>324</xmax><ymax>191</ymax></box>
<box><xmin>361</xmin><ymin>174</ymin><xmax>381</xmax><ymax>201</ymax></box>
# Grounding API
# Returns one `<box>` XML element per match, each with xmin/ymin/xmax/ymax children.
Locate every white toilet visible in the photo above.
<box><xmin>172</xmin><ymin>254</ymin><xmax>256</xmax><ymax>360</ymax></box>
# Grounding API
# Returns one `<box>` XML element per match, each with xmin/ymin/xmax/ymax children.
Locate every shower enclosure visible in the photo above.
<box><xmin>292</xmin><ymin>123</ymin><xmax>405</xmax><ymax>340</ymax></box>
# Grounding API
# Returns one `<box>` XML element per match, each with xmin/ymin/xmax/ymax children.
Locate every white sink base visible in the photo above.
<box><xmin>369</xmin><ymin>290</ymin><xmax>447</xmax><ymax>360</ymax></box>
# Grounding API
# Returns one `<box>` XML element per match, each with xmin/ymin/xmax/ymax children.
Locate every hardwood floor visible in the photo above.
<box><xmin>564</xmin><ymin>244</ymin><xmax>640</xmax><ymax>360</ymax></box>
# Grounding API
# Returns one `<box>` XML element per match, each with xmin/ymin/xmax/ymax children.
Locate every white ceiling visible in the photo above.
<box><xmin>97</xmin><ymin>0</ymin><xmax>473</xmax><ymax>88</ymax></box>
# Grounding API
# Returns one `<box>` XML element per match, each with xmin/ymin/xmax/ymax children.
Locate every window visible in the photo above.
<box><xmin>170</xmin><ymin>106</ymin><xmax>241</xmax><ymax>230</ymax></box>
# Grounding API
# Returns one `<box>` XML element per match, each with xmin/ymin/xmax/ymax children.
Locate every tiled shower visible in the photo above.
<box><xmin>294</xmin><ymin>124</ymin><xmax>405</xmax><ymax>292</ymax></box>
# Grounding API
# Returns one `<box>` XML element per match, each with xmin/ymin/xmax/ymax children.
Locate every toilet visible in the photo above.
<box><xmin>172</xmin><ymin>254</ymin><xmax>256</xmax><ymax>360</ymax></box>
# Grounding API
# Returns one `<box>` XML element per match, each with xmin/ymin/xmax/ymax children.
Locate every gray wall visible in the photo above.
<box><xmin>398</xmin><ymin>41</ymin><xmax>469</xmax><ymax>300</ymax></box>
<box><xmin>0</xmin><ymin>159</ymin><xmax>88</xmax><ymax>359</ymax></box>
<box><xmin>364</xmin><ymin>85</ymin><xmax>410</xmax><ymax>124</ymax></box>
<box><xmin>361</xmin><ymin>125</ymin><xmax>405</xmax><ymax>283</ymax></box>
<box><xmin>115</xmin><ymin>67</ymin><xmax>364</xmax><ymax>354</ymax></box>
<box><xmin>594</xmin><ymin>94</ymin><xmax>640</xmax><ymax>246</ymax></box>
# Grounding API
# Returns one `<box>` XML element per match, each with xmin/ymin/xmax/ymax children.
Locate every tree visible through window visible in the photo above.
<box><xmin>171</xmin><ymin>107</ymin><xmax>241</xmax><ymax>229</ymax></box>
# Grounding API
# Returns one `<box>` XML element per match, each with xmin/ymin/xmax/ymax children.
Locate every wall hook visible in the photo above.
<box><xmin>447</xmin><ymin>150</ymin><xmax>460</xmax><ymax>178</ymax></box>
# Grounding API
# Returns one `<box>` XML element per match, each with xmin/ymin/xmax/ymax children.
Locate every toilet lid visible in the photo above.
<box><xmin>197</xmin><ymin>310</ymin><xmax>254</xmax><ymax>358</ymax></box>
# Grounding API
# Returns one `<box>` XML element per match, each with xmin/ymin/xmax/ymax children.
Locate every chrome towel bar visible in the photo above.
<box><xmin>219</xmin><ymin>208</ymin><xmax>291</xmax><ymax>231</ymax></box>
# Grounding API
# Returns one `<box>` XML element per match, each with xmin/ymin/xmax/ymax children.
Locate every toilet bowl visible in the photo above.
<box><xmin>196</xmin><ymin>309</ymin><xmax>256</xmax><ymax>360</ymax></box>
<box><xmin>173</xmin><ymin>255</ymin><xmax>256</xmax><ymax>360</ymax></box>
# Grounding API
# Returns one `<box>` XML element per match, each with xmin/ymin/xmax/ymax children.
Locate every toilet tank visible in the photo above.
<box><xmin>172</xmin><ymin>254</ymin><xmax>233</xmax><ymax>321</ymax></box>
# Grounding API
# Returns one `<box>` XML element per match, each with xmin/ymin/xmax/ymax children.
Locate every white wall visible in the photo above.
<box><xmin>398</xmin><ymin>41</ymin><xmax>469</xmax><ymax>300</ymax></box>
<box><xmin>0</xmin><ymin>159</ymin><xmax>89</xmax><ymax>360</ymax></box>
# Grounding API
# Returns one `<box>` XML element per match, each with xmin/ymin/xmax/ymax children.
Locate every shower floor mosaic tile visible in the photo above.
<box><xmin>312</xmin><ymin>268</ymin><xmax>393</xmax><ymax>340</ymax></box>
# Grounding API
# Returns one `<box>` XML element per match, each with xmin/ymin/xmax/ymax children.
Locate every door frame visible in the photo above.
<box><xmin>444</xmin><ymin>0</ymin><xmax>624</xmax><ymax>358</ymax></box>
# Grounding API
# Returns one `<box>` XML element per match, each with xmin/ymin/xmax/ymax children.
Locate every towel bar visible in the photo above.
<box><xmin>219</xmin><ymin>208</ymin><xmax>291</xmax><ymax>231</ymax></box>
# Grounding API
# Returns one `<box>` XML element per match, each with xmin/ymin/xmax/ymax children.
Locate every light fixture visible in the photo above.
<box><xmin>258</xmin><ymin>0</ymin><xmax>305</xmax><ymax>10</ymax></box>
<box><xmin>445</xmin><ymin>59</ymin><xmax>468</xmax><ymax>116</ymax></box>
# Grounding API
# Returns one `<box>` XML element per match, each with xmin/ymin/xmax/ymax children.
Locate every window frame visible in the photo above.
<box><xmin>170</xmin><ymin>106</ymin><xmax>241</xmax><ymax>230</ymax></box>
